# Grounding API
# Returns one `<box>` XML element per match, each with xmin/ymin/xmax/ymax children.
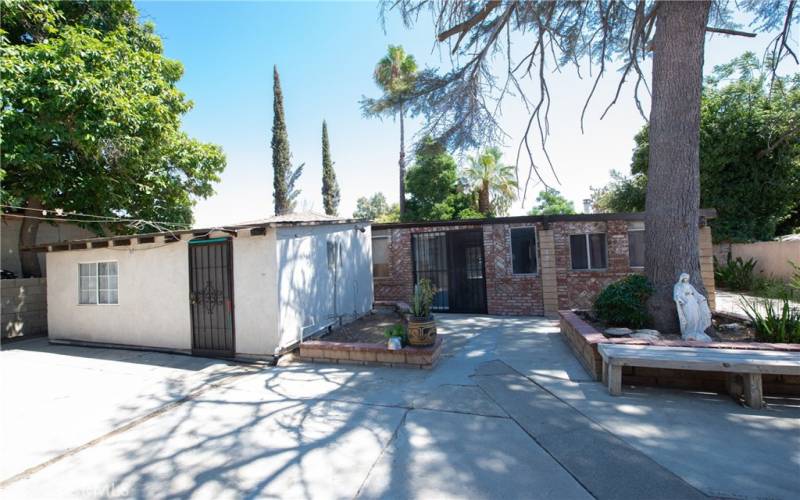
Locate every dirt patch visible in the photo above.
<box><xmin>318</xmin><ymin>311</ymin><xmax>404</xmax><ymax>345</ymax></box>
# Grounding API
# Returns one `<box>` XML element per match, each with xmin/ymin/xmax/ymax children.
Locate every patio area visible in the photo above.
<box><xmin>1</xmin><ymin>315</ymin><xmax>798</xmax><ymax>499</ymax></box>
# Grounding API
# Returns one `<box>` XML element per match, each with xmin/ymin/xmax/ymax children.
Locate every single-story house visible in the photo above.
<box><xmin>371</xmin><ymin>210</ymin><xmax>717</xmax><ymax>315</ymax></box>
<box><xmin>33</xmin><ymin>213</ymin><xmax>373</xmax><ymax>358</ymax></box>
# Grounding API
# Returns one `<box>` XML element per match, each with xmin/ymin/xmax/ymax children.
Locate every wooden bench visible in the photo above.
<box><xmin>598</xmin><ymin>344</ymin><xmax>800</xmax><ymax>408</ymax></box>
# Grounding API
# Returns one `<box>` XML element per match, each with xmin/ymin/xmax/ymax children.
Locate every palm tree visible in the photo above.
<box><xmin>463</xmin><ymin>147</ymin><xmax>517</xmax><ymax>216</ymax></box>
<box><xmin>365</xmin><ymin>45</ymin><xmax>418</xmax><ymax>216</ymax></box>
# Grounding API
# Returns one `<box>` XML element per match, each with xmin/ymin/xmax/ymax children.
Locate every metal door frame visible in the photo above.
<box><xmin>188</xmin><ymin>237</ymin><xmax>236</xmax><ymax>357</ymax></box>
<box><xmin>411</xmin><ymin>229</ymin><xmax>487</xmax><ymax>314</ymax></box>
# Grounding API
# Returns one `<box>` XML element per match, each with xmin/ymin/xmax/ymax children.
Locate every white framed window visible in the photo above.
<box><xmin>79</xmin><ymin>261</ymin><xmax>118</xmax><ymax>305</ymax></box>
<box><xmin>510</xmin><ymin>227</ymin><xmax>537</xmax><ymax>274</ymax></box>
<box><xmin>628</xmin><ymin>230</ymin><xmax>645</xmax><ymax>268</ymax></box>
<box><xmin>570</xmin><ymin>233</ymin><xmax>607</xmax><ymax>270</ymax></box>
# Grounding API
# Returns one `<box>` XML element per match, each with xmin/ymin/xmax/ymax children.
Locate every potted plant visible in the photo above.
<box><xmin>384</xmin><ymin>324</ymin><xmax>406</xmax><ymax>350</ymax></box>
<box><xmin>407</xmin><ymin>279</ymin><xmax>437</xmax><ymax>346</ymax></box>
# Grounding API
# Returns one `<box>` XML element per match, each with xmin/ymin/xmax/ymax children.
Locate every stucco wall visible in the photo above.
<box><xmin>46</xmin><ymin>239</ymin><xmax>192</xmax><ymax>350</ymax></box>
<box><xmin>714</xmin><ymin>240</ymin><xmax>800</xmax><ymax>282</ymax></box>
<box><xmin>276</xmin><ymin>224</ymin><xmax>373</xmax><ymax>349</ymax></box>
<box><xmin>232</xmin><ymin>231</ymin><xmax>279</xmax><ymax>356</ymax></box>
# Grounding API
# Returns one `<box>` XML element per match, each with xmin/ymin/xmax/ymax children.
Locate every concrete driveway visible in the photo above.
<box><xmin>1</xmin><ymin>316</ymin><xmax>798</xmax><ymax>499</ymax></box>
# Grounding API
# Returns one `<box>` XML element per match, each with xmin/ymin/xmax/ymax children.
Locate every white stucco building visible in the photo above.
<box><xmin>38</xmin><ymin>213</ymin><xmax>373</xmax><ymax>359</ymax></box>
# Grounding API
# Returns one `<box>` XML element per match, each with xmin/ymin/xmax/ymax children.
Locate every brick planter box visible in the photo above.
<box><xmin>559</xmin><ymin>310</ymin><xmax>800</xmax><ymax>395</ymax></box>
<box><xmin>297</xmin><ymin>336</ymin><xmax>442</xmax><ymax>369</ymax></box>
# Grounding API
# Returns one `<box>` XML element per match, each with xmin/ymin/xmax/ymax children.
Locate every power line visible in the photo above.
<box><xmin>0</xmin><ymin>204</ymin><xmax>191</xmax><ymax>228</ymax></box>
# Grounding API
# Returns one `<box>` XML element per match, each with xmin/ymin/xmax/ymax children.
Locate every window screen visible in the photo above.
<box><xmin>570</xmin><ymin>234</ymin><xmax>607</xmax><ymax>270</ymax></box>
<box><xmin>511</xmin><ymin>228</ymin><xmax>537</xmax><ymax>274</ymax></box>
<box><xmin>628</xmin><ymin>230</ymin><xmax>645</xmax><ymax>267</ymax></box>
<box><xmin>79</xmin><ymin>262</ymin><xmax>118</xmax><ymax>304</ymax></box>
<box><xmin>372</xmin><ymin>236</ymin><xmax>389</xmax><ymax>278</ymax></box>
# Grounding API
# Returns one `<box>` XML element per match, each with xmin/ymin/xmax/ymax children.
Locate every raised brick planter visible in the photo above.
<box><xmin>559</xmin><ymin>310</ymin><xmax>800</xmax><ymax>395</ymax></box>
<box><xmin>297</xmin><ymin>336</ymin><xmax>442</xmax><ymax>369</ymax></box>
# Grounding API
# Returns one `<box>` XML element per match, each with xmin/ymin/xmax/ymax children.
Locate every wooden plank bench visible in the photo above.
<box><xmin>598</xmin><ymin>344</ymin><xmax>800</xmax><ymax>408</ymax></box>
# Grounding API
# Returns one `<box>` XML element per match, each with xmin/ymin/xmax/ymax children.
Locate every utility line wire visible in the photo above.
<box><xmin>1</xmin><ymin>204</ymin><xmax>191</xmax><ymax>228</ymax></box>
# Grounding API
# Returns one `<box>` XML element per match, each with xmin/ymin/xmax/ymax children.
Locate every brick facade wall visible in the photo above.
<box><xmin>373</xmin><ymin>216</ymin><xmax>716</xmax><ymax>316</ymax></box>
<box><xmin>483</xmin><ymin>223</ymin><xmax>543</xmax><ymax>315</ymax></box>
<box><xmin>553</xmin><ymin>220</ymin><xmax>641</xmax><ymax>310</ymax></box>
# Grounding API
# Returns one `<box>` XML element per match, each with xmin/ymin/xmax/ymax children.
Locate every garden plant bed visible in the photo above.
<box><xmin>573</xmin><ymin>309</ymin><xmax>760</xmax><ymax>343</ymax></box>
<box><xmin>294</xmin><ymin>311</ymin><xmax>442</xmax><ymax>369</ymax></box>
<box><xmin>559</xmin><ymin>310</ymin><xmax>800</xmax><ymax>396</ymax></box>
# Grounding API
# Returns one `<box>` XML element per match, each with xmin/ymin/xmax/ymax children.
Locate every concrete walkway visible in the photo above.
<box><xmin>1</xmin><ymin>316</ymin><xmax>798</xmax><ymax>499</ymax></box>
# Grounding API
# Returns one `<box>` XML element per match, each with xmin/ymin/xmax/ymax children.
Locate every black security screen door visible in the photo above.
<box><xmin>412</xmin><ymin>230</ymin><xmax>487</xmax><ymax>314</ymax></box>
<box><xmin>189</xmin><ymin>238</ymin><xmax>235</xmax><ymax>356</ymax></box>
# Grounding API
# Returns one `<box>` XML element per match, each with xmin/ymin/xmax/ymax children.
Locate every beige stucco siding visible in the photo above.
<box><xmin>232</xmin><ymin>231</ymin><xmax>279</xmax><ymax>356</ymax></box>
<box><xmin>46</xmin><ymin>240</ymin><xmax>192</xmax><ymax>350</ymax></box>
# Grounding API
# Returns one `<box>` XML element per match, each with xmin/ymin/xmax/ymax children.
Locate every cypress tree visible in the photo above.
<box><xmin>321</xmin><ymin>120</ymin><xmax>340</xmax><ymax>216</ymax></box>
<box><xmin>271</xmin><ymin>65</ymin><xmax>291</xmax><ymax>214</ymax></box>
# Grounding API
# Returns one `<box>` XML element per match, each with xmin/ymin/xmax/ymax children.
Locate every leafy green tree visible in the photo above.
<box><xmin>383</xmin><ymin>0</ymin><xmax>798</xmax><ymax>331</ymax></box>
<box><xmin>590</xmin><ymin>169</ymin><xmax>647</xmax><ymax>213</ymax></box>
<box><xmin>361</xmin><ymin>45</ymin><xmax>418</xmax><ymax>216</ymax></box>
<box><xmin>598</xmin><ymin>53</ymin><xmax>800</xmax><ymax>241</ymax></box>
<box><xmin>404</xmin><ymin>138</ymin><xmax>475</xmax><ymax>221</ymax></box>
<box><xmin>320</xmin><ymin>120</ymin><xmax>340</xmax><ymax>216</ymax></box>
<box><xmin>353</xmin><ymin>193</ymin><xmax>399</xmax><ymax>222</ymax></box>
<box><xmin>462</xmin><ymin>147</ymin><xmax>517</xmax><ymax>216</ymax></box>
<box><xmin>0</xmin><ymin>0</ymin><xmax>225</xmax><ymax>277</ymax></box>
<box><xmin>529</xmin><ymin>189</ymin><xmax>576</xmax><ymax>216</ymax></box>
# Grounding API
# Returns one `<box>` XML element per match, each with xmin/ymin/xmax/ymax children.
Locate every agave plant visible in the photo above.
<box><xmin>410</xmin><ymin>279</ymin><xmax>436</xmax><ymax>320</ymax></box>
<box><xmin>740</xmin><ymin>296</ymin><xmax>800</xmax><ymax>344</ymax></box>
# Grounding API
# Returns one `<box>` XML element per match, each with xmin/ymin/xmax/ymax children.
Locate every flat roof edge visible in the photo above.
<box><xmin>22</xmin><ymin>218</ymin><xmax>371</xmax><ymax>252</ymax></box>
<box><xmin>372</xmin><ymin>209</ymin><xmax>717</xmax><ymax>230</ymax></box>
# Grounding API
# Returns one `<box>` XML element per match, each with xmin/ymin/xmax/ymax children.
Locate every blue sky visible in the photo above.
<box><xmin>136</xmin><ymin>1</ymin><xmax>784</xmax><ymax>227</ymax></box>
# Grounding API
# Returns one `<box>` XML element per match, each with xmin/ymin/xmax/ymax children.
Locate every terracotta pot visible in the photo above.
<box><xmin>407</xmin><ymin>317</ymin><xmax>437</xmax><ymax>346</ymax></box>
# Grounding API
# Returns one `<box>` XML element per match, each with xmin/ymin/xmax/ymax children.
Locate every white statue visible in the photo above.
<box><xmin>673</xmin><ymin>273</ymin><xmax>712</xmax><ymax>342</ymax></box>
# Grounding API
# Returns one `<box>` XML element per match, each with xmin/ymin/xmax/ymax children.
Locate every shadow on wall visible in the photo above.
<box><xmin>1</xmin><ymin>278</ymin><xmax>47</xmax><ymax>341</ymax></box>
<box><xmin>277</xmin><ymin>225</ymin><xmax>373</xmax><ymax>349</ymax></box>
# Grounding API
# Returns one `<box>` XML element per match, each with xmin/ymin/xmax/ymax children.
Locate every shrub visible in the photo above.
<box><xmin>751</xmin><ymin>276</ymin><xmax>797</xmax><ymax>301</ymax></box>
<box><xmin>593</xmin><ymin>275</ymin><xmax>654</xmax><ymax>328</ymax></box>
<box><xmin>713</xmin><ymin>254</ymin><xmax>756</xmax><ymax>291</ymax></box>
<box><xmin>790</xmin><ymin>261</ymin><xmax>800</xmax><ymax>293</ymax></box>
<box><xmin>740</xmin><ymin>297</ymin><xmax>800</xmax><ymax>344</ymax></box>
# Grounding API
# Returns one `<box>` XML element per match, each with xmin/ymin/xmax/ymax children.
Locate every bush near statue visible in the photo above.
<box><xmin>594</xmin><ymin>272</ymin><xmax>713</xmax><ymax>342</ymax></box>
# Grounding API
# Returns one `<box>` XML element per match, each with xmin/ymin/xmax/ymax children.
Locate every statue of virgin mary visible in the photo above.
<box><xmin>673</xmin><ymin>273</ymin><xmax>712</xmax><ymax>342</ymax></box>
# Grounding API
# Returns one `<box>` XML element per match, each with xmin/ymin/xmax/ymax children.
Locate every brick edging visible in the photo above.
<box><xmin>298</xmin><ymin>336</ymin><xmax>443</xmax><ymax>369</ymax></box>
<box><xmin>558</xmin><ymin>310</ymin><xmax>800</xmax><ymax>352</ymax></box>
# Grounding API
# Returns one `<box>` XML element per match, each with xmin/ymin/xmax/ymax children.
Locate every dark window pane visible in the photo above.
<box><xmin>511</xmin><ymin>228</ymin><xmax>537</xmax><ymax>274</ymax></box>
<box><xmin>570</xmin><ymin>234</ymin><xmax>588</xmax><ymax>270</ymax></box>
<box><xmin>589</xmin><ymin>233</ymin><xmax>607</xmax><ymax>269</ymax></box>
<box><xmin>628</xmin><ymin>230</ymin><xmax>645</xmax><ymax>267</ymax></box>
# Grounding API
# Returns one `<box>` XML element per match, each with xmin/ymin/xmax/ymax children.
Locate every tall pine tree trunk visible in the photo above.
<box><xmin>19</xmin><ymin>197</ymin><xmax>43</xmax><ymax>278</ymax></box>
<box><xmin>398</xmin><ymin>103</ymin><xmax>406</xmax><ymax>217</ymax></box>
<box><xmin>645</xmin><ymin>1</ymin><xmax>711</xmax><ymax>332</ymax></box>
